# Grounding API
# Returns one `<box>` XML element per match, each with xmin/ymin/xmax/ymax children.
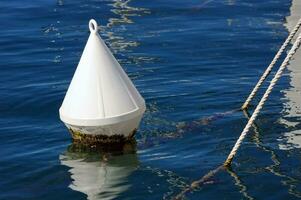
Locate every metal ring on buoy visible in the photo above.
<box><xmin>89</xmin><ymin>19</ymin><xmax>98</xmax><ymax>33</ymax></box>
<box><xmin>59</xmin><ymin>18</ymin><xmax>146</xmax><ymax>144</ymax></box>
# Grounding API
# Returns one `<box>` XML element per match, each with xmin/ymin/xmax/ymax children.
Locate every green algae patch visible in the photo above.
<box><xmin>68</xmin><ymin>128</ymin><xmax>136</xmax><ymax>145</ymax></box>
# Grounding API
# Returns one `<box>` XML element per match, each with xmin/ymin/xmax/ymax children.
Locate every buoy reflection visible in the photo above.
<box><xmin>60</xmin><ymin>141</ymin><xmax>138</xmax><ymax>200</ymax></box>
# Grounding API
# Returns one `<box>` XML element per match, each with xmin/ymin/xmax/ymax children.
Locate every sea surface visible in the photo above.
<box><xmin>1</xmin><ymin>0</ymin><xmax>301</xmax><ymax>199</ymax></box>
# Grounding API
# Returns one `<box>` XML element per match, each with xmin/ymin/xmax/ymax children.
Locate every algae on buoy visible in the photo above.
<box><xmin>59</xmin><ymin>19</ymin><xmax>146</xmax><ymax>143</ymax></box>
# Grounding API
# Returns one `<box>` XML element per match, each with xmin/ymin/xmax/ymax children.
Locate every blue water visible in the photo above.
<box><xmin>1</xmin><ymin>0</ymin><xmax>301</xmax><ymax>199</ymax></box>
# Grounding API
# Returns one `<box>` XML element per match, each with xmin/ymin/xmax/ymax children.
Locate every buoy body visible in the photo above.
<box><xmin>59</xmin><ymin>19</ymin><xmax>145</xmax><ymax>143</ymax></box>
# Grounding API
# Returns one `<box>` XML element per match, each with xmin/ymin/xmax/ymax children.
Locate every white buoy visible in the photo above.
<box><xmin>59</xmin><ymin>19</ymin><xmax>146</xmax><ymax>143</ymax></box>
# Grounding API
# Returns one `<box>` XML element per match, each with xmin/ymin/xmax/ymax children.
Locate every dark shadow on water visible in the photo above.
<box><xmin>138</xmin><ymin>109</ymin><xmax>239</xmax><ymax>149</ymax></box>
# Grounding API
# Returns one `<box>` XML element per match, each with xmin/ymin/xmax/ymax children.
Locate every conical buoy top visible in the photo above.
<box><xmin>59</xmin><ymin>19</ymin><xmax>145</xmax><ymax>127</ymax></box>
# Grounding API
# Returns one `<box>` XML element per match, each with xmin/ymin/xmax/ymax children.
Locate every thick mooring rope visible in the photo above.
<box><xmin>224</xmin><ymin>31</ymin><xmax>301</xmax><ymax>166</ymax></box>
<box><xmin>241</xmin><ymin>18</ymin><xmax>301</xmax><ymax>110</ymax></box>
<box><xmin>173</xmin><ymin>21</ymin><xmax>301</xmax><ymax>200</ymax></box>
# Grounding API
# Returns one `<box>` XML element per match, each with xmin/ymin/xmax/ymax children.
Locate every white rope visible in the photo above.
<box><xmin>241</xmin><ymin>18</ymin><xmax>301</xmax><ymax>110</ymax></box>
<box><xmin>224</xmin><ymin>31</ymin><xmax>301</xmax><ymax>167</ymax></box>
<box><xmin>173</xmin><ymin>20</ymin><xmax>301</xmax><ymax>200</ymax></box>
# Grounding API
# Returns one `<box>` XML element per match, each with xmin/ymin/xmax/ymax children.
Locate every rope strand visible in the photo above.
<box><xmin>173</xmin><ymin>19</ymin><xmax>301</xmax><ymax>199</ymax></box>
<box><xmin>241</xmin><ymin>18</ymin><xmax>301</xmax><ymax>110</ymax></box>
<box><xmin>224</xmin><ymin>31</ymin><xmax>301</xmax><ymax>167</ymax></box>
